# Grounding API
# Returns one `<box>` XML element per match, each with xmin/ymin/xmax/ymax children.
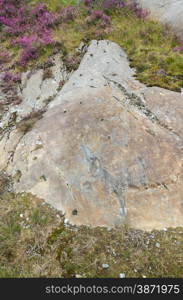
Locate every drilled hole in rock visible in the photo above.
<box><xmin>72</xmin><ymin>209</ymin><xmax>78</xmax><ymax>216</ymax></box>
<box><xmin>40</xmin><ymin>175</ymin><xmax>47</xmax><ymax>182</ymax></box>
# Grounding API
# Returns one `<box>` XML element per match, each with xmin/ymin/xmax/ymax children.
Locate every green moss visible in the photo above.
<box><xmin>47</xmin><ymin>223</ymin><xmax>66</xmax><ymax>245</ymax></box>
<box><xmin>106</xmin><ymin>13</ymin><xmax>183</xmax><ymax>91</ymax></box>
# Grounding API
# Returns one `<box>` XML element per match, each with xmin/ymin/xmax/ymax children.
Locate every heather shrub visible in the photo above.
<box><xmin>0</xmin><ymin>0</ymin><xmax>183</xmax><ymax>91</ymax></box>
<box><xmin>0</xmin><ymin>72</ymin><xmax>21</xmax><ymax>84</ymax></box>
<box><xmin>0</xmin><ymin>0</ymin><xmax>56</xmax><ymax>66</ymax></box>
<box><xmin>173</xmin><ymin>43</ymin><xmax>183</xmax><ymax>53</ymax></box>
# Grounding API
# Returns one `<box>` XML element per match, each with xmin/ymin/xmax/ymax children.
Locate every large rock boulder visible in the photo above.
<box><xmin>1</xmin><ymin>40</ymin><xmax>183</xmax><ymax>230</ymax></box>
<box><xmin>136</xmin><ymin>0</ymin><xmax>183</xmax><ymax>39</ymax></box>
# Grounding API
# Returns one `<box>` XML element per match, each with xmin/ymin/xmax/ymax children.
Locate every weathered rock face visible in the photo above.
<box><xmin>0</xmin><ymin>40</ymin><xmax>183</xmax><ymax>230</ymax></box>
<box><xmin>136</xmin><ymin>0</ymin><xmax>183</xmax><ymax>39</ymax></box>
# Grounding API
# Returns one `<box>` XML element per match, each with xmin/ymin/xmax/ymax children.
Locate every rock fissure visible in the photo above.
<box><xmin>4</xmin><ymin>133</ymin><xmax>25</xmax><ymax>170</ymax></box>
<box><xmin>106</xmin><ymin>76</ymin><xmax>182</xmax><ymax>142</ymax></box>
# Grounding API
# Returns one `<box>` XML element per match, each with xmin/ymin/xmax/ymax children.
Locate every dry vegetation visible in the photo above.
<box><xmin>0</xmin><ymin>173</ymin><xmax>183</xmax><ymax>278</ymax></box>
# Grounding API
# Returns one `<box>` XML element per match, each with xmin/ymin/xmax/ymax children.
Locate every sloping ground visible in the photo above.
<box><xmin>0</xmin><ymin>192</ymin><xmax>183</xmax><ymax>278</ymax></box>
<box><xmin>136</xmin><ymin>0</ymin><xmax>183</xmax><ymax>39</ymax></box>
<box><xmin>1</xmin><ymin>40</ymin><xmax>183</xmax><ymax>230</ymax></box>
<box><xmin>1</xmin><ymin>0</ymin><xmax>183</xmax><ymax>91</ymax></box>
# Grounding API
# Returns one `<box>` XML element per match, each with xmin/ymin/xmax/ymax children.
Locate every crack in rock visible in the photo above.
<box><xmin>105</xmin><ymin>76</ymin><xmax>182</xmax><ymax>142</ymax></box>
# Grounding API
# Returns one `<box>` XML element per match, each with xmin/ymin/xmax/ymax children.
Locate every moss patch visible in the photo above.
<box><xmin>16</xmin><ymin>109</ymin><xmax>46</xmax><ymax>134</ymax></box>
<box><xmin>106</xmin><ymin>12</ymin><xmax>183</xmax><ymax>91</ymax></box>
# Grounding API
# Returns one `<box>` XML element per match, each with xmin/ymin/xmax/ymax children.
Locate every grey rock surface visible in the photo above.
<box><xmin>136</xmin><ymin>0</ymin><xmax>183</xmax><ymax>39</ymax></box>
<box><xmin>1</xmin><ymin>40</ymin><xmax>183</xmax><ymax>230</ymax></box>
<box><xmin>0</xmin><ymin>54</ymin><xmax>70</xmax><ymax>131</ymax></box>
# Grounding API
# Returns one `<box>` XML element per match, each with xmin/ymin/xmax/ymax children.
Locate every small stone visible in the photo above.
<box><xmin>36</xmin><ymin>140</ymin><xmax>43</xmax><ymax>145</ymax></box>
<box><xmin>20</xmin><ymin>214</ymin><xmax>23</xmax><ymax>218</ymax></box>
<box><xmin>102</xmin><ymin>264</ymin><xmax>109</xmax><ymax>269</ymax></box>
<box><xmin>156</xmin><ymin>242</ymin><xmax>160</xmax><ymax>248</ymax></box>
<box><xmin>75</xmin><ymin>274</ymin><xmax>82</xmax><ymax>278</ymax></box>
<box><xmin>119</xmin><ymin>273</ymin><xmax>125</xmax><ymax>278</ymax></box>
<box><xmin>64</xmin><ymin>218</ymin><xmax>69</xmax><ymax>224</ymax></box>
<box><xmin>176</xmin><ymin>241</ymin><xmax>181</xmax><ymax>245</ymax></box>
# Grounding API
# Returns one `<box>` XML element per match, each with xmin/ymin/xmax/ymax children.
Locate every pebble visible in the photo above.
<box><xmin>75</xmin><ymin>274</ymin><xmax>82</xmax><ymax>278</ymax></box>
<box><xmin>36</xmin><ymin>140</ymin><xmax>43</xmax><ymax>145</ymax></box>
<box><xmin>102</xmin><ymin>264</ymin><xmax>109</xmax><ymax>269</ymax></box>
<box><xmin>119</xmin><ymin>273</ymin><xmax>125</xmax><ymax>278</ymax></box>
<box><xmin>176</xmin><ymin>241</ymin><xmax>181</xmax><ymax>245</ymax></box>
<box><xmin>156</xmin><ymin>242</ymin><xmax>160</xmax><ymax>248</ymax></box>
